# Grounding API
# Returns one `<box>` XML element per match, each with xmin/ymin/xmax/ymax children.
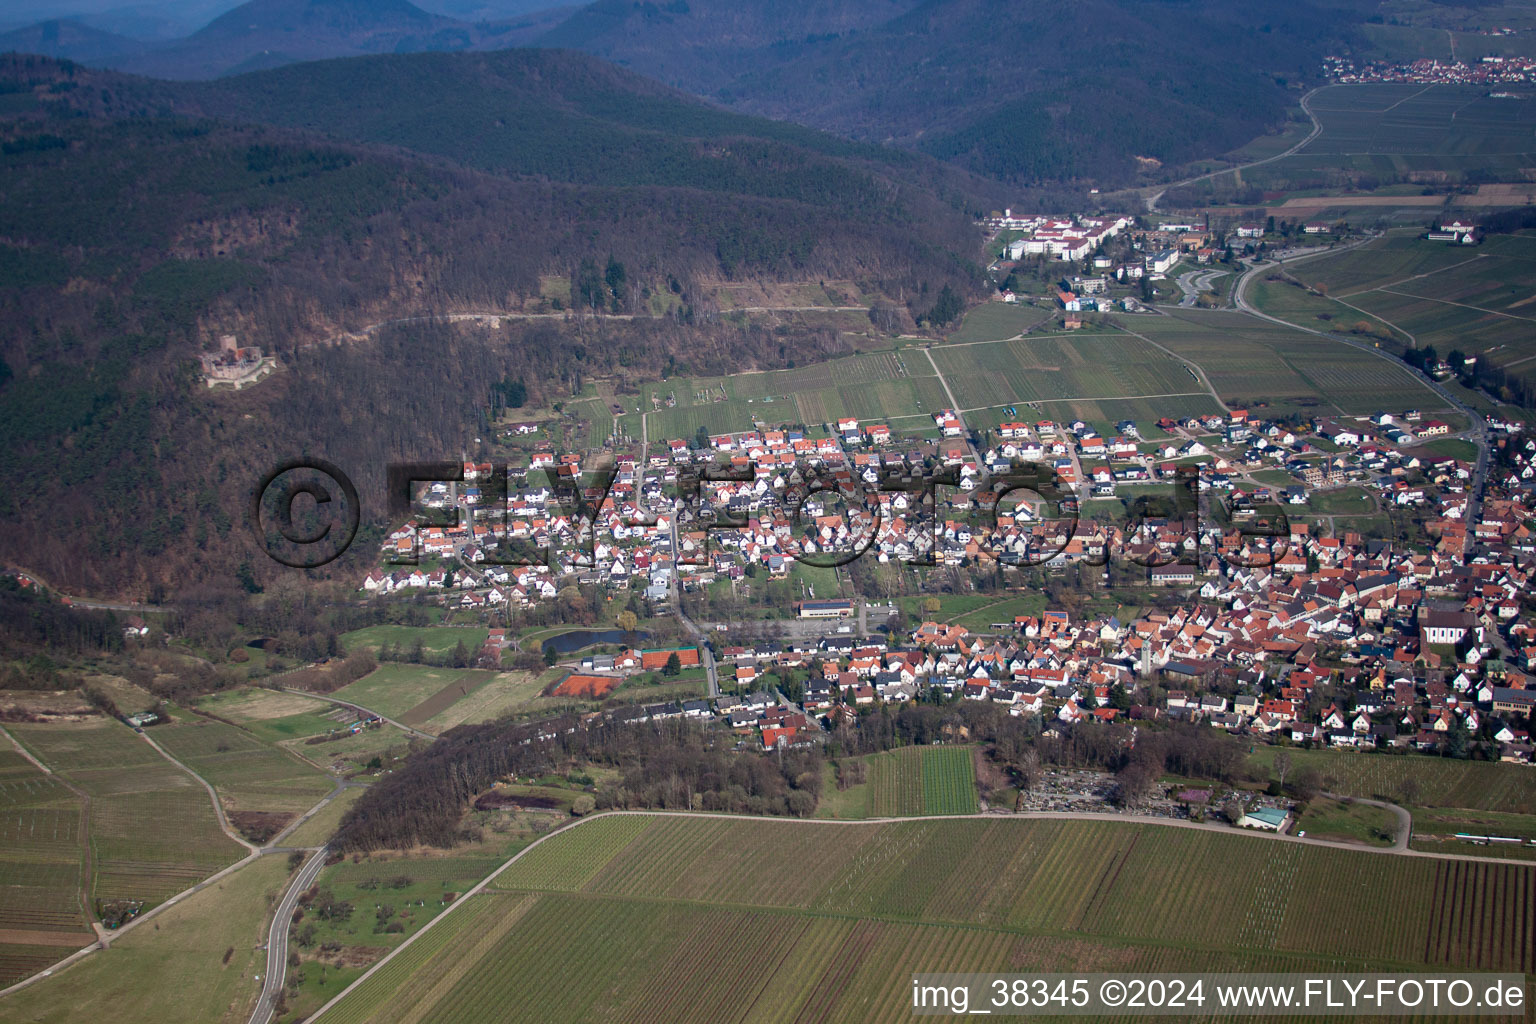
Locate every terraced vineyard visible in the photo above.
<box><xmin>317</xmin><ymin>815</ymin><xmax>1536</xmax><ymax>1023</ymax></box>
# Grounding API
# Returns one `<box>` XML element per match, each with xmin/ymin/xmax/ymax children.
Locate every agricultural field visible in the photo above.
<box><xmin>150</xmin><ymin>718</ymin><xmax>333</xmax><ymax>818</ymax></box>
<box><xmin>929</xmin><ymin>333</ymin><xmax>1201</xmax><ymax>412</ymax></box>
<box><xmin>1281</xmin><ymin>231</ymin><xmax>1536</xmax><ymax>387</ymax></box>
<box><xmin>821</xmin><ymin>745</ymin><xmax>978</xmax><ymax>818</ymax></box>
<box><xmin>7</xmin><ymin>718</ymin><xmax>245</xmax><ymax>917</ymax></box>
<box><xmin>0</xmin><ymin>851</ymin><xmax>293</xmax><ymax>1024</ymax></box>
<box><xmin>625</xmin><ymin>350</ymin><xmax>945</xmax><ymax>441</ymax></box>
<box><xmin>315</xmin><ymin>814</ymin><xmax>1535</xmax><ymax>1024</ymax></box>
<box><xmin>944</xmin><ymin>302</ymin><xmax>1051</xmax><ymax>344</ymax></box>
<box><xmin>193</xmin><ymin>687</ymin><xmax>345</xmax><ymax>745</ymax></box>
<box><xmin>339</xmin><ymin>625</ymin><xmax>489</xmax><ymax>659</ymax></box>
<box><xmin>420</xmin><ymin>669</ymin><xmax>554</xmax><ymax>731</ymax></box>
<box><xmin>1235</xmin><ymin>84</ymin><xmax>1536</xmax><ymax>191</ymax></box>
<box><xmin>1124</xmin><ymin>309</ymin><xmax>1443</xmax><ymax>415</ymax></box>
<box><xmin>0</xmin><ymin>744</ymin><xmax>92</xmax><ymax>986</ymax></box>
<box><xmin>1250</xmin><ymin>746</ymin><xmax>1536</xmax><ymax>815</ymax></box>
<box><xmin>330</xmin><ymin>664</ymin><xmax>493</xmax><ymax>723</ymax></box>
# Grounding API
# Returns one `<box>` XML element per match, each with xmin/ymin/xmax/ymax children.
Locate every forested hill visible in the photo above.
<box><xmin>535</xmin><ymin>0</ymin><xmax>1367</xmax><ymax>185</ymax></box>
<box><xmin>0</xmin><ymin>54</ymin><xmax>987</xmax><ymax>596</ymax></box>
<box><xmin>23</xmin><ymin>0</ymin><xmax>568</xmax><ymax>80</ymax></box>
<box><xmin>175</xmin><ymin>48</ymin><xmax>1004</xmax><ymax>216</ymax></box>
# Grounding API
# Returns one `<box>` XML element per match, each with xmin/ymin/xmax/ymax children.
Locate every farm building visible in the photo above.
<box><xmin>1238</xmin><ymin>806</ymin><xmax>1291</xmax><ymax>831</ymax></box>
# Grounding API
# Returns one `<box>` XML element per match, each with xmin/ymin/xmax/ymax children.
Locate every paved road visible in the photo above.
<box><xmin>249</xmin><ymin>846</ymin><xmax>330</xmax><ymax>1024</ymax></box>
<box><xmin>1</xmin><ymin>567</ymin><xmax>177</xmax><ymax>613</ymax></box>
<box><xmin>1144</xmin><ymin>88</ymin><xmax>1322</xmax><ymax>213</ymax></box>
<box><xmin>1173</xmin><ymin>268</ymin><xmax>1229</xmax><ymax>307</ymax></box>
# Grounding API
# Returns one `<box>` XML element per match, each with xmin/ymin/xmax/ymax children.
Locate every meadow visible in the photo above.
<box><xmin>944</xmin><ymin>302</ymin><xmax>1052</xmax><ymax>344</ymax></box>
<box><xmin>331</xmin><ymin>664</ymin><xmax>493</xmax><ymax>723</ymax></box>
<box><xmin>1250</xmin><ymin>746</ymin><xmax>1536</xmax><ymax>815</ymax></box>
<box><xmin>314</xmin><ymin>814</ymin><xmax>1535</xmax><ymax>1024</ymax></box>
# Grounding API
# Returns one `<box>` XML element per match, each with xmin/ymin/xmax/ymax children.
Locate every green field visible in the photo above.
<box><xmin>8</xmin><ymin>719</ymin><xmax>245</xmax><ymax>917</ymax></box>
<box><xmin>1293</xmin><ymin>796</ymin><xmax>1399</xmax><ymax>847</ymax></box>
<box><xmin>331</xmin><ymin>664</ymin><xmax>493</xmax><ymax>723</ymax></box>
<box><xmin>314</xmin><ymin>814</ymin><xmax>1536</xmax><ymax>1024</ymax></box>
<box><xmin>1280</xmin><ymin>231</ymin><xmax>1536</xmax><ymax>389</ymax></box>
<box><xmin>194</xmin><ymin>687</ymin><xmax>348</xmax><ymax>744</ymax></box>
<box><xmin>930</xmin><ymin>333</ymin><xmax>1201</xmax><ymax>412</ymax></box>
<box><xmin>1125</xmin><ymin>308</ymin><xmax>1443</xmax><ymax>415</ymax></box>
<box><xmin>151</xmin><ymin>718</ymin><xmax>333</xmax><ymax>817</ymax></box>
<box><xmin>821</xmin><ymin>745</ymin><xmax>978</xmax><ymax>818</ymax></box>
<box><xmin>1250</xmin><ymin>746</ymin><xmax>1536</xmax><ymax>814</ymax></box>
<box><xmin>1304</xmin><ymin>486</ymin><xmax>1377</xmax><ymax>515</ymax></box>
<box><xmin>340</xmin><ymin>625</ymin><xmax>488</xmax><ymax>658</ymax></box>
<box><xmin>0</xmin><ymin>851</ymin><xmax>293</xmax><ymax>1024</ymax></box>
<box><xmin>1232</xmin><ymin>84</ymin><xmax>1536</xmax><ymax>191</ymax></box>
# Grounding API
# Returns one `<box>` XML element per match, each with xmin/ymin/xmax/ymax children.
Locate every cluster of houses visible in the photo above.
<box><xmin>1324</xmin><ymin>53</ymin><xmax>1536</xmax><ymax>86</ymax></box>
<box><xmin>359</xmin><ymin>401</ymin><xmax>1497</xmax><ymax>614</ymax></box>
<box><xmin>758</xmin><ymin>539</ymin><xmax>1534</xmax><ymax>762</ymax></box>
<box><xmin>988</xmin><ymin>212</ymin><xmax>1132</xmax><ymax>263</ymax></box>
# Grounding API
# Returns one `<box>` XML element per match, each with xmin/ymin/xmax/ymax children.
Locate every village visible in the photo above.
<box><xmin>355</xmin><ymin>383</ymin><xmax>1536</xmax><ymax>776</ymax></box>
<box><xmin>1323</xmin><ymin>53</ymin><xmax>1536</xmax><ymax>87</ymax></box>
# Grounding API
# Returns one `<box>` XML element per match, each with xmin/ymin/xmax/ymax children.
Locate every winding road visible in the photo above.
<box><xmin>249</xmin><ymin>846</ymin><xmax>330</xmax><ymax>1024</ymax></box>
<box><xmin>1144</xmin><ymin>88</ymin><xmax>1323</xmax><ymax>213</ymax></box>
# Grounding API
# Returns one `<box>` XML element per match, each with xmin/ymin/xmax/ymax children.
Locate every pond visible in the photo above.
<box><xmin>541</xmin><ymin>628</ymin><xmax>648</xmax><ymax>655</ymax></box>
